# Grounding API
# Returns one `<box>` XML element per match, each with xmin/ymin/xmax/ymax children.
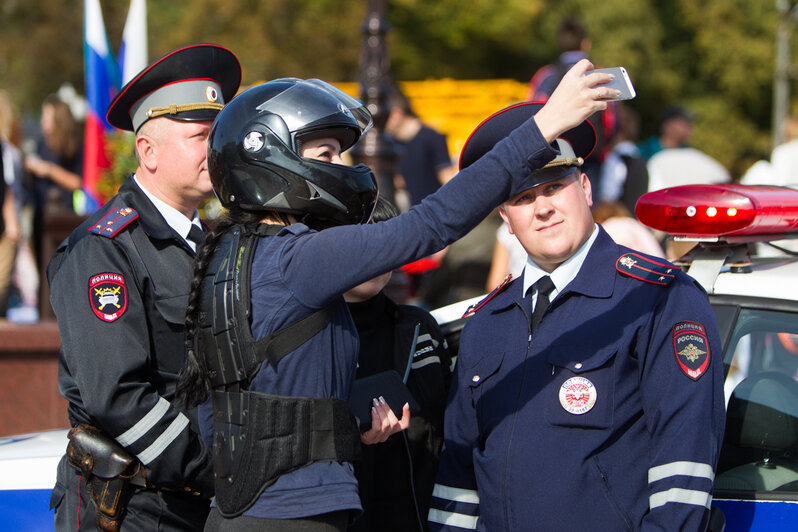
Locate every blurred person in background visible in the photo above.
<box><xmin>0</xmin><ymin>90</ymin><xmax>22</xmax><ymax>317</ymax></box>
<box><xmin>598</xmin><ymin>105</ymin><xmax>650</xmax><ymax>215</ymax></box>
<box><xmin>643</xmin><ymin>105</ymin><xmax>730</xmax><ymax>194</ymax></box>
<box><xmin>637</xmin><ymin>105</ymin><xmax>695</xmax><ymax>161</ymax></box>
<box><xmin>24</xmin><ymin>94</ymin><xmax>83</xmax><ymax>265</ymax></box>
<box><xmin>385</xmin><ymin>88</ymin><xmax>457</xmax><ymax>303</ymax></box>
<box><xmin>526</xmin><ymin>16</ymin><xmax>618</xmax><ymax>193</ymax></box>
<box><xmin>592</xmin><ymin>201</ymin><xmax>664</xmax><ymax>258</ymax></box>
<box><xmin>385</xmin><ymin>88</ymin><xmax>456</xmax><ymax>209</ymax></box>
<box><xmin>769</xmin><ymin>115</ymin><xmax>798</xmax><ymax>186</ymax></box>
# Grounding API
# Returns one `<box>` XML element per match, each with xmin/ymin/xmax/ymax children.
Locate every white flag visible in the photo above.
<box><xmin>119</xmin><ymin>0</ymin><xmax>148</xmax><ymax>85</ymax></box>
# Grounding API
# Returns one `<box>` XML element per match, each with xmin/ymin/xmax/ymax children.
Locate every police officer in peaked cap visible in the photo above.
<box><xmin>429</xmin><ymin>100</ymin><xmax>726</xmax><ymax>531</ymax></box>
<box><xmin>47</xmin><ymin>44</ymin><xmax>241</xmax><ymax>531</ymax></box>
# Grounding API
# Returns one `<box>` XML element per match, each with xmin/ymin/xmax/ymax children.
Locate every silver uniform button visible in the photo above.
<box><xmin>472</xmin><ymin>375</ymin><xmax>480</xmax><ymax>383</ymax></box>
<box><xmin>574</xmin><ymin>362</ymin><xmax>583</xmax><ymax>370</ymax></box>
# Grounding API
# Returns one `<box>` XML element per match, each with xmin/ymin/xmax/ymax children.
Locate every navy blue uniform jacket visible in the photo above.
<box><xmin>429</xmin><ymin>228</ymin><xmax>726</xmax><ymax>531</ymax></box>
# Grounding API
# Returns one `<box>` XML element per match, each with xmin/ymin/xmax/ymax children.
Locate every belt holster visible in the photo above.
<box><xmin>66</xmin><ymin>424</ymin><xmax>142</xmax><ymax>532</ymax></box>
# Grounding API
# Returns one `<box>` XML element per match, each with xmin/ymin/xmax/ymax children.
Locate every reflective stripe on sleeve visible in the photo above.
<box><xmin>412</xmin><ymin>356</ymin><xmax>441</xmax><ymax>370</ymax></box>
<box><xmin>649</xmin><ymin>488</ymin><xmax>712</xmax><ymax>510</ymax></box>
<box><xmin>116</xmin><ymin>397</ymin><xmax>170</xmax><ymax>447</ymax></box>
<box><xmin>432</xmin><ymin>483</ymin><xmax>480</xmax><ymax>504</ymax></box>
<box><xmin>429</xmin><ymin>484</ymin><xmax>480</xmax><ymax>529</ymax></box>
<box><xmin>136</xmin><ymin>413</ymin><xmax>189</xmax><ymax>465</ymax></box>
<box><xmin>648</xmin><ymin>461</ymin><xmax>715</xmax><ymax>484</ymax></box>
<box><xmin>428</xmin><ymin>508</ymin><xmax>479</xmax><ymax>529</ymax></box>
<box><xmin>417</xmin><ymin>333</ymin><xmax>436</xmax><ymax>346</ymax></box>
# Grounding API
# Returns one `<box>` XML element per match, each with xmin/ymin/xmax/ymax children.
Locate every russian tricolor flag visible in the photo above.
<box><xmin>82</xmin><ymin>0</ymin><xmax>119</xmax><ymax>214</ymax></box>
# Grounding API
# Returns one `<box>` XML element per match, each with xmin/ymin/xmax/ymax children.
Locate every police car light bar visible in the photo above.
<box><xmin>635</xmin><ymin>184</ymin><xmax>798</xmax><ymax>239</ymax></box>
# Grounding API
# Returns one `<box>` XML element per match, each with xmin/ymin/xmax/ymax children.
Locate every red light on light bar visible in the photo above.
<box><xmin>635</xmin><ymin>184</ymin><xmax>798</xmax><ymax>237</ymax></box>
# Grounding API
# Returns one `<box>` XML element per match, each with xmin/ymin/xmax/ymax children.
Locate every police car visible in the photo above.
<box><xmin>0</xmin><ymin>429</ymin><xmax>67</xmax><ymax>531</ymax></box>
<box><xmin>2</xmin><ymin>183</ymin><xmax>797</xmax><ymax>531</ymax></box>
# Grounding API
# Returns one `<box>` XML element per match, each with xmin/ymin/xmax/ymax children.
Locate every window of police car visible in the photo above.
<box><xmin>714</xmin><ymin>305</ymin><xmax>798</xmax><ymax>497</ymax></box>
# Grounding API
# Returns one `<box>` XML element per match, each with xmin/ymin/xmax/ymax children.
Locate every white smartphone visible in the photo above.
<box><xmin>590</xmin><ymin>67</ymin><xmax>636</xmax><ymax>101</ymax></box>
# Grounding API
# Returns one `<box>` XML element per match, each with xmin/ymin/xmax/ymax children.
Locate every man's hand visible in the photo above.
<box><xmin>534</xmin><ymin>59</ymin><xmax>620</xmax><ymax>143</ymax></box>
<box><xmin>359</xmin><ymin>397</ymin><xmax>411</xmax><ymax>445</ymax></box>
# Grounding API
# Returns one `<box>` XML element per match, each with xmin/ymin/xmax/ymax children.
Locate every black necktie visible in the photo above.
<box><xmin>530</xmin><ymin>275</ymin><xmax>555</xmax><ymax>332</ymax></box>
<box><xmin>187</xmin><ymin>224</ymin><xmax>205</xmax><ymax>247</ymax></box>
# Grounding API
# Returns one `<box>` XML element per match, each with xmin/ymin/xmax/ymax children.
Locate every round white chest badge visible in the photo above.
<box><xmin>559</xmin><ymin>377</ymin><xmax>597</xmax><ymax>415</ymax></box>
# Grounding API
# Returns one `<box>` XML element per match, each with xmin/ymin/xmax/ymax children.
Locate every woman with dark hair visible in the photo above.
<box><xmin>179</xmin><ymin>63</ymin><xmax>616</xmax><ymax>531</ymax></box>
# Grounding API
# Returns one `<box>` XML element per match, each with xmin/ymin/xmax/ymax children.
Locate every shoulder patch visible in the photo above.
<box><xmin>616</xmin><ymin>253</ymin><xmax>676</xmax><ymax>285</ymax></box>
<box><xmin>462</xmin><ymin>274</ymin><xmax>512</xmax><ymax>318</ymax></box>
<box><xmin>673</xmin><ymin>321</ymin><xmax>710</xmax><ymax>380</ymax></box>
<box><xmin>89</xmin><ymin>207</ymin><xmax>139</xmax><ymax>238</ymax></box>
<box><xmin>89</xmin><ymin>273</ymin><xmax>128</xmax><ymax>322</ymax></box>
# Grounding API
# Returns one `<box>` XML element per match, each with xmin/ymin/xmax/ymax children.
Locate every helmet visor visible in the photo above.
<box><xmin>256</xmin><ymin>78</ymin><xmax>373</xmax><ymax>140</ymax></box>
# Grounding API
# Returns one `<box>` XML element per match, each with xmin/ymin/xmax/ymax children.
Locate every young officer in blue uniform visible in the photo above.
<box><xmin>428</xmin><ymin>102</ymin><xmax>726</xmax><ymax>532</ymax></box>
<box><xmin>47</xmin><ymin>44</ymin><xmax>241</xmax><ymax>531</ymax></box>
<box><xmin>177</xmin><ymin>60</ymin><xmax>619</xmax><ymax>531</ymax></box>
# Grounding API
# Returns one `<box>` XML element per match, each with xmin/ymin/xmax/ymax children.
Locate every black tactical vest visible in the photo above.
<box><xmin>195</xmin><ymin>224</ymin><xmax>361</xmax><ymax>516</ymax></box>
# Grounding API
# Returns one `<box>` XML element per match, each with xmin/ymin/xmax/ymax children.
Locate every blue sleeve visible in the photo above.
<box><xmin>198</xmin><ymin>399</ymin><xmax>214</xmax><ymax>450</ymax></box>
<box><xmin>639</xmin><ymin>277</ymin><xmax>726</xmax><ymax>531</ymax></box>
<box><xmin>283</xmin><ymin>117</ymin><xmax>557</xmax><ymax>308</ymax></box>
<box><xmin>428</xmin><ymin>330</ymin><xmax>481</xmax><ymax>531</ymax></box>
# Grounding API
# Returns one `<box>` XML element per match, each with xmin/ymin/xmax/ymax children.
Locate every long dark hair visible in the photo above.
<box><xmin>177</xmin><ymin>209</ymin><xmax>289</xmax><ymax>408</ymax></box>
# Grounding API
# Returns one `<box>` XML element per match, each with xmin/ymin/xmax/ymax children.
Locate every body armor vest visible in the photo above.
<box><xmin>196</xmin><ymin>224</ymin><xmax>361</xmax><ymax>517</ymax></box>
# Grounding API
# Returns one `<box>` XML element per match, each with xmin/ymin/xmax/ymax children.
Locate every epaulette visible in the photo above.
<box><xmin>89</xmin><ymin>207</ymin><xmax>139</xmax><ymax>238</ymax></box>
<box><xmin>616</xmin><ymin>252</ymin><xmax>676</xmax><ymax>285</ymax></box>
<box><xmin>462</xmin><ymin>274</ymin><xmax>513</xmax><ymax>318</ymax></box>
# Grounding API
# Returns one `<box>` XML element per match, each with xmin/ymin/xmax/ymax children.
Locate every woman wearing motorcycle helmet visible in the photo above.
<box><xmin>180</xmin><ymin>62</ymin><xmax>616</xmax><ymax>531</ymax></box>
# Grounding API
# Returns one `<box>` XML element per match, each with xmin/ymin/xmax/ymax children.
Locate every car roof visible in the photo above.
<box><xmin>712</xmin><ymin>256</ymin><xmax>798</xmax><ymax>301</ymax></box>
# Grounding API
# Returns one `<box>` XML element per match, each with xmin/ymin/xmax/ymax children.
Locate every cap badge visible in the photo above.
<box><xmin>243</xmin><ymin>131</ymin><xmax>265</xmax><ymax>152</ymax></box>
<box><xmin>559</xmin><ymin>376</ymin><xmax>596</xmax><ymax>415</ymax></box>
<box><xmin>206</xmin><ymin>86</ymin><xmax>219</xmax><ymax>103</ymax></box>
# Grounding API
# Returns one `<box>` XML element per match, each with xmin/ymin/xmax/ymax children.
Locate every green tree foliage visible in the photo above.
<box><xmin>0</xmin><ymin>0</ymin><xmax>791</xmax><ymax>179</ymax></box>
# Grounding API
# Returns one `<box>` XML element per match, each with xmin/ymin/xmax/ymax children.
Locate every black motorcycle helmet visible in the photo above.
<box><xmin>208</xmin><ymin>78</ymin><xmax>378</xmax><ymax>226</ymax></box>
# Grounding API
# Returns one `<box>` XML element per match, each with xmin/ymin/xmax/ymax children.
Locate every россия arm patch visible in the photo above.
<box><xmin>673</xmin><ymin>321</ymin><xmax>710</xmax><ymax>381</ymax></box>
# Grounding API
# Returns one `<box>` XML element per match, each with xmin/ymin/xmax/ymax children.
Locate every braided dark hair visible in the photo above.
<box><xmin>176</xmin><ymin>209</ymin><xmax>282</xmax><ymax>408</ymax></box>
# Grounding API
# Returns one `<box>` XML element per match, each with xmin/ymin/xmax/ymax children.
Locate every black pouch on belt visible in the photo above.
<box><xmin>66</xmin><ymin>424</ymin><xmax>143</xmax><ymax>532</ymax></box>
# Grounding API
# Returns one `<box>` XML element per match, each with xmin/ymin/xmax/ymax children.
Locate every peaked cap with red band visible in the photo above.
<box><xmin>107</xmin><ymin>44</ymin><xmax>242</xmax><ymax>132</ymax></box>
<box><xmin>459</xmin><ymin>102</ymin><xmax>596</xmax><ymax>190</ymax></box>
